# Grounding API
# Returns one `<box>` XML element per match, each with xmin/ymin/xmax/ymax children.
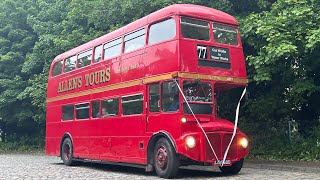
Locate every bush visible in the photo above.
<box><xmin>248</xmin><ymin>126</ymin><xmax>320</xmax><ymax>161</ymax></box>
<box><xmin>0</xmin><ymin>134</ymin><xmax>44</xmax><ymax>153</ymax></box>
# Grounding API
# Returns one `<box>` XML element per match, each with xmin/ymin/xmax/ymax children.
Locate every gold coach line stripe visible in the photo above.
<box><xmin>47</xmin><ymin>79</ymin><xmax>141</xmax><ymax>103</ymax></box>
<box><xmin>143</xmin><ymin>73</ymin><xmax>173</xmax><ymax>84</ymax></box>
<box><xmin>178</xmin><ymin>73</ymin><xmax>249</xmax><ymax>84</ymax></box>
<box><xmin>47</xmin><ymin>72</ymin><xmax>248</xmax><ymax>103</ymax></box>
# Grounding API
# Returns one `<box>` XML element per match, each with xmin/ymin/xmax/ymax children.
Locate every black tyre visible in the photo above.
<box><xmin>154</xmin><ymin>138</ymin><xmax>180</xmax><ymax>179</ymax></box>
<box><xmin>219</xmin><ymin>158</ymin><xmax>244</xmax><ymax>175</ymax></box>
<box><xmin>61</xmin><ymin>138</ymin><xmax>76</xmax><ymax>166</ymax></box>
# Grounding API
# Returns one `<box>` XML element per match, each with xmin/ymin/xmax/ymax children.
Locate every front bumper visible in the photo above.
<box><xmin>176</xmin><ymin>131</ymin><xmax>249</xmax><ymax>166</ymax></box>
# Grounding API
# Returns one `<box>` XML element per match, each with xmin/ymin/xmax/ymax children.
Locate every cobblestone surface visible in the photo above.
<box><xmin>0</xmin><ymin>154</ymin><xmax>319</xmax><ymax>180</ymax></box>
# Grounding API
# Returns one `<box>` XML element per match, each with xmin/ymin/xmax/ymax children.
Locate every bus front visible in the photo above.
<box><xmin>176</xmin><ymin>14</ymin><xmax>249</xmax><ymax>173</ymax></box>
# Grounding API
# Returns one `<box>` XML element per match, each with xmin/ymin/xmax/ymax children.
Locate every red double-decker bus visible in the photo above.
<box><xmin>46</xmin><ymin>4</ymin><xmax>249</xmax><ymax>178</ymax></box>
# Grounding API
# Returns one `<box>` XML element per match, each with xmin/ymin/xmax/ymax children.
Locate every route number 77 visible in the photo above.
<box><xmin>197</xmin><ymin>45</ymin><xmax>207</xmax><ymax>59</ymax></box>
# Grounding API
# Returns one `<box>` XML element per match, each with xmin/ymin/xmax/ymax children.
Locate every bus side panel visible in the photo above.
<box><xmin>144</xmin><ymin>40</ymin><xmax>178</xmax><ymax>77</ymax></box>
<box><xmin>98</xmin><ymin>136</ymin><xmax>147</xmax><ymax>164</ymax></box>
<box><xmin>86</xmin><ymin>85</ymin><xmax>147</xmax><ymax>164</ymax></box>
<box><xmin>72</xmin><ymin>120</ymin><xmax>90</xmax><ymax>159</ymax></box>
<box><xmin>120</xmin><ymin>47</ymin><xmax>145</xmax><ymax>82</ymax></box>
<box><xmin>46</xmin><ymin>105</ymin><xmax>62</xmax><ymax>156</ymax></box>
<box><xmin>90</xmin><ymin>116</ymin><xmax>147</xmax><ymax>164</ymax></box>
<box><xmin>45</xmin><ymin>137</ymin><xmax>60</xmax><ymax>156</ymax></box>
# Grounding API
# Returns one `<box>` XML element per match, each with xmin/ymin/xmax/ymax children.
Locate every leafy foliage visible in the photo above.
<box><xmin>239</xmin><ymin>0</ymin><xmax>320</xmax><ymax>160</ymax></box>
<box><xmin>0</xmin><ymin>0</ymin><xmax>39</xmax><ymax>143</ymax></box>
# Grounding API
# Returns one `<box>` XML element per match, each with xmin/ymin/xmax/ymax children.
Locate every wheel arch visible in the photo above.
<box><xmin>60</xmin><ymin>132</ymin><xmax>73</xmax><ymax>157</ymax></box>
<box><xmin>146</xmin><ymin>131</ymin><xmax>177</xmax><ymax>166</ymax></box>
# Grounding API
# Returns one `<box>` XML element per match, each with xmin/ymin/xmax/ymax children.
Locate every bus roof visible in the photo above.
<box><xmin>52</xmin><ymin>4</ymin><xmax>238</xmax><ymax>64</ymax></box>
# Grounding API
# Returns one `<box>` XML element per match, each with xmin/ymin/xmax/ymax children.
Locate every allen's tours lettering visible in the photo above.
<box><xmin>84</xmin><ymin>68</ymin><xmax>111</xmax><ymax>87</ymax></box>
<box><xmin>58</xmin><ymin>68</ymin><xmax>111</xmax><ymax>93</ymax></box>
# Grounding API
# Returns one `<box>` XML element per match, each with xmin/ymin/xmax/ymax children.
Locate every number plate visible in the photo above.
<box><xmin>214</xmin><ymin>160</ymin><xmax>231</xmax><ymax>165</ymax></box>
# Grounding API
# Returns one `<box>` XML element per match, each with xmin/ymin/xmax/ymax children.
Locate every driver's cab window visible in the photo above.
<box><xmin>162</xmin><ymin>81</ymin><xmax>179</xmax><ymax>112</ymax></box>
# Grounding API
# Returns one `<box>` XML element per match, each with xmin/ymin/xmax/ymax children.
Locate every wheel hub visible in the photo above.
<box><xmin>156</xmin><ymin>146</ymin><xmax>168</xmax><ymax>170</ymax></box>
<box><xmin>63</xmin><ymin>144</ymin><xmax>71</xmax><ymax>160</ymax></box>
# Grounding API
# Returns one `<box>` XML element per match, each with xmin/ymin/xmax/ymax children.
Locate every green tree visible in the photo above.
<box><xmin>0</xmin><ymin>0</ymin><xmax>39</xmax><ymax>142</ymax></box>
<box><xmin>240</xmin><ymin>0</ymin><xmax>320</xmax><ymax>148</ymax></box>
<box><xmin>23</xmin><ymin>0</ymin><xmax>234</xmax><ymax>130</ymax></box>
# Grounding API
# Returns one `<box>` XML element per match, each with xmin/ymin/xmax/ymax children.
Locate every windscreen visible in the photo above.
<box><xmin>183</xmin><ymin>81</ymin><xmax>212</xmax><ymax>114</ymax></box>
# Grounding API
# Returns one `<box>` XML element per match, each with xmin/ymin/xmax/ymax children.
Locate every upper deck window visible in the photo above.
<box><xmin>213</xmin><ymin>24</ymin><xmax>238</xmax><ymax>45</ymax></box>
<box><xmin>181</xmin><ymin>17</ymin><xmax>209</xmax><ymax>41</ymax></box>
<box><xmin>124</xmin><ymin>29</ymin><xmax>146</xmax><ymax>53</ymax></box>
<box><xmin>77</xmin><ymin>50</ymin><xmax>92</xmax><ymax>68</ymax></box>
<box><xmin>148</xmin><ymin>18</ymin><xmax>176</xmax><ymax>45</ymax></box>
<box><xmin>52</xmin><ymin>60</ymin><xmax>63</xmax><ymax>77</ymax></box>
<box><xmin>94</xmin><ymin>45</ymin><xmax>102</xmax><ymax>63</ymax></box>
<box><xmin>104</xmin><ymin>38</ymin><xmax>122</xmax><ymax>60</ymax></box>
<box><xmin>64</xmin><ymin>55</ymin><xmax>77</xmax><ymax>73</ymax></box>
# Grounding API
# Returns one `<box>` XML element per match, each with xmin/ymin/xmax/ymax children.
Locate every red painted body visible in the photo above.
<box><xmin>46</xmin><ymin>4</ymin><xmax>249</xmax><ymax>167</ymax></box>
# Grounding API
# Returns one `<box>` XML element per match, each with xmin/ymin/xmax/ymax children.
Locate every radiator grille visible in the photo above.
<box><xmin>205</xmin><ymin>133</ymin><xmax>238</xmax><ymax>161</ymax></box>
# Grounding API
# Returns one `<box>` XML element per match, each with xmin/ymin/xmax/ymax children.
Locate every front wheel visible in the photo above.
<box><xmin>154</xmin><ymin>138</ymin><xmax>180</xmax><ymax>178</ymax></box>
<box><xmin>61</xmin><ymin>138</ymin><xmax>76</xmax><ymax>166</ymax></box>
<box><xmin>219</xmin><ymin>158</ymin><xmax>244</xmax><ymax>175</ymax></box>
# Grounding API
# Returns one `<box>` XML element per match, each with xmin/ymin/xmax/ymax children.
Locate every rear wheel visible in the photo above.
<box><xmin>219</xmin><ymin>158</ymin><xmax>244</xmax><ymax>174</ymax></box>
<box><xmin>154</xmin><ymin>138</ymin><xmax>180</xmax><ymax>178</ymax></box>
<box><xmin>61</xmin><ymin>138</ymin><xmax>76</xmax><ymax>166</ymax></box>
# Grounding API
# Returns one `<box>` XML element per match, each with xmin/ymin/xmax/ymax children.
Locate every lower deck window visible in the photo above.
<box><xmin>102</xmin><ymin>98</ymin><xmax>119</xmax><ymax>116</ymax></box>
<box><xmin>162</xmin><ymin>81</ymin><xmax>180</xmax><ymax>112</ymax></box>
<box><xmin>122</xmin><ymin>94</ymin><xmax>143</xmax><ymax>115</ymax></box>
<box><xmin>92</xmin><ymin>100</ymin><xmax>100</xmax><ymax>118</ymax></box>
<box><xmin>76</xmin><ymin>103</ymin><xmax>89</xmax><ymax>119</ymax></box>
<box><xmin>149</xmin><ymin>84</ymin><xmax>160</xmax><ymax>112</ymax></box>
<box><xmin>62</xmin><ymin>105</ymin><xmax>74</xmax><ymax>120</ymax></box>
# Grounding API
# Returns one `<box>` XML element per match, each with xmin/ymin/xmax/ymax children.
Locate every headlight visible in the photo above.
<box><xmin>240</xmin><ymin>137</ymin><xmax>248</xmax><ymax>148</ymax></box>
<box><xmin>181</xmin><ymin>117</ymin><xmax>187</xmax><ymax>123</ymax></box>
<box><xmin>186</xmin><ymin>136</ymin><xmax>196</xmax><ymax>148</ymax></box>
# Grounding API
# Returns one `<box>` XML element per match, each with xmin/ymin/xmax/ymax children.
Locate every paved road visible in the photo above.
<box><xmin>0</xmin><ymin>154</ymin><xmax>319</xmax><ymax>180</ymax></box>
